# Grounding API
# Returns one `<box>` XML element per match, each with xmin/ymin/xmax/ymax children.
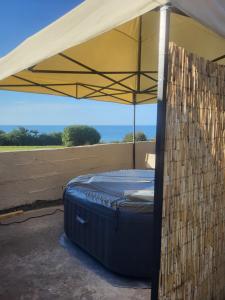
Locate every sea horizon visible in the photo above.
<box><xmin>0</xmin><ymin>124</ymin><xmax>156</xmax><ymax>142</ymax></box>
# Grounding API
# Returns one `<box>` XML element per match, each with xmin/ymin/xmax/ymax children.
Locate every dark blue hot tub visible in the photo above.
<box><xmin>64</xmin><ymin>169</ymin><xmax>155</xmax><ymax>278</ymax></box>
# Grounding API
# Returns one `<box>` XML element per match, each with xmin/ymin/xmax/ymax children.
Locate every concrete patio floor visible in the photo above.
<box><xmin>0</xmin><ymin>206</ymin><xmax>150</xmax><ymax>300</ymax></box>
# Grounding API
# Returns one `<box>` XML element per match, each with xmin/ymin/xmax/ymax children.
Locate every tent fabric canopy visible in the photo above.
<box><xmin>0</xmin><ymin>0</ymin><xmax>224</xmax><ymax>104</ymax></box>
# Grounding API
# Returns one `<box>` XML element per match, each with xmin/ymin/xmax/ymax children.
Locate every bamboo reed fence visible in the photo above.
<box><xmin>159</xmin><ymin>43</ymin><xmax>225</xmax><ymax>300</ymax></box>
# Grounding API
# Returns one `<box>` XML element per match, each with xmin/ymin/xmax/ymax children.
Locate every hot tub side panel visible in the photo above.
<box><xmin>64</xmin><ymin>193</ymin><xmax>154</xmax><ymax>277</ymax></box>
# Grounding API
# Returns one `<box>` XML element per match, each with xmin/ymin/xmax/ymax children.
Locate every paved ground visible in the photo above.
<box><xmin>0</xmin><ymin>206</ymin><xmax>150</xmax><ymax>300</ymax></box>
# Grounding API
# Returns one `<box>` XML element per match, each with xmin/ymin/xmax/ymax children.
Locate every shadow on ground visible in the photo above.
<box><xmin>0</xmin><ymin>206</ymin><xmax>150</xmax><ymax>300</ymax></box>
<box><xmin>60</xmin><ymin>233</ymin><xmax>150</xmax><ymax>289</ymax></box>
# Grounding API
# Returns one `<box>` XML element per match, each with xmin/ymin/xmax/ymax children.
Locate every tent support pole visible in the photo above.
<box><xmin>152</xmin><ymin>5</ymin><xmax>171</xmax><ymax>300</ymax></box>
<box><xmin>132</xmin><ymin>16</ymin><xmax>142</xmax><ymax>170</ymax></box>
<box><xmin>133</xmin><ymin>94</ymin><xmax>136</xmax><ymax>169</ymax></box>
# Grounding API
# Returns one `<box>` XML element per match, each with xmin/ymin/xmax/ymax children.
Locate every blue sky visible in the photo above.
<box><xmin>0</xmin><ymin>0</ymin><xmax>157</xmax><ymax>125</ymax></box>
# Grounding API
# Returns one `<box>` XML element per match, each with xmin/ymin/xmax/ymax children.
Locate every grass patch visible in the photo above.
<box><xmin>0</xmin><ymin>145</ymin><xmax>65</xmax><ymax>152</ymax></box>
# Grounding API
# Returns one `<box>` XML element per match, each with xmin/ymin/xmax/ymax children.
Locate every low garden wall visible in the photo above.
<box><xmin>0</xmin><ymin>141</ymin><xmax>155</xmax><ymax>210</ymax></box>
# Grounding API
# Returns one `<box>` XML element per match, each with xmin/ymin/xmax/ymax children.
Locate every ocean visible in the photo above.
<box><xmin>0</xmin><ymin>125</ymin><xmax>156</xmax><ymax>142</ymax></box>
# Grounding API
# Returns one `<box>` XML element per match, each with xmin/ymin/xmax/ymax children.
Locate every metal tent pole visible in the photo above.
<box><xmin>133</xmin><ymin>99</ymin><xmax>136</xmax><ymax>169</ymax></box>
<box><xmin>151</xmin><ymin>5</ymin><xmax>171</xmax><ymax>300</ymax></box>
<box><xmin>132</xmin><ymin>16</ymin><xmax>142</xmax><ymax>170</ymax></box>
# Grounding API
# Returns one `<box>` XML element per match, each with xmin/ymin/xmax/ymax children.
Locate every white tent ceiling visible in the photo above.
<box><xmin>0</xmin><ymin>0</ymin><xmax>224</xmax><ymax>104</ymax></box>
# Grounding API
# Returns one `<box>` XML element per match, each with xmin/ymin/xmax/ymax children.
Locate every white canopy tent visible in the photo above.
<box><xmin>0</xmin><ymin>0</ymin><xmax>224</xmax><ymax>104</ymax></box>
<box><xmin>0</xmin><ymin>1</ymin><xmax>224</xmax><ymax>299</ymax></box>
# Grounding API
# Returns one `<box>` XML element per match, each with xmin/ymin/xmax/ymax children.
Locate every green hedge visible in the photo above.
<box><xmin>0</xmin><ymin>127</ymin><xmax>62</xmax><ymax>146</ymax></box>
<box><xmin>0</xmin><ymin>126</ymin><xmax>101</xmax><ymax>147</ymax></box>
<box><xmin>123</xmin><ymin>131</ymin><xmax>147</xmax><ymax>142</ymax></box>
<box><xmin>62</xmin><ymin>125</ymin><xmax>101</xmax><ymax>146</ymax></box>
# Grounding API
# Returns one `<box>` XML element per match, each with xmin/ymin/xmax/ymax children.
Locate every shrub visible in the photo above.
<box><xmin>7</xmin><ymin>127</ymin><xmax>31</xmax><ymax>146</ymax></box>
<box><xmin>62</xmin><ymin>125</ymin><xmax>101</xmax><ymax>146</ymax></box>
<box><xmin>0</xmin><ymin>127</ymin><xmax>62</xmax><ymax>146</ymax></box>
<box><xmin>48</xmin><ymin>132</ymin><xmax>62</xmax><ymax>145</ymax></box>
<box><xmin>0</xmin><ymin>130</ymin><xmax>8</xmax><ymax>146</ymax></box>
<box><xmin>123</xmin><ymin>131</ymin><xmax>147</xmax><ymax>142</ymax></box>
<box><xmin>38</xmin><ymin>132</ymin><xmax>62</xmax><ymax>145</ymax></box>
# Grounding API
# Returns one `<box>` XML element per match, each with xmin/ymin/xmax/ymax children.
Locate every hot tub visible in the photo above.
<box><xmin>64</xmin><ymin>169</ymin><xmax>155</xmax><ymax>278</ymax></box>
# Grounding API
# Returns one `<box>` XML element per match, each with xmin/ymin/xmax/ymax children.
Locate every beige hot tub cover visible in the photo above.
<box><xmin>0</xmin><ymin>0</ymin><xmax>224</xmax><ymax>104</ymax></box>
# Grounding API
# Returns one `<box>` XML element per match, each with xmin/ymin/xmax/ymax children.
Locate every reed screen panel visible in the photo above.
<box><xmin>159</xmin><ymin>43</ymin><xmax>225</xmax><ymax>300</ymax></box>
